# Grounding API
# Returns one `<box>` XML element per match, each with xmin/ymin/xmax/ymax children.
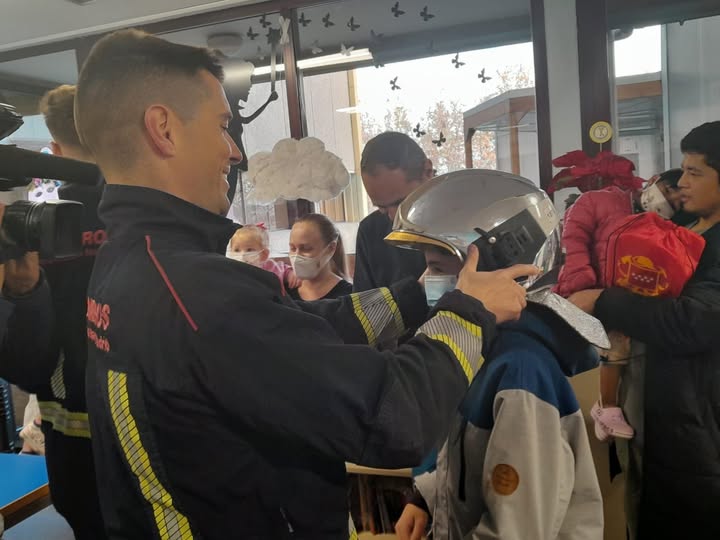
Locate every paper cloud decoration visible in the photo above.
<box><xmin>247</xmin><ymin>137</ymin><xmax>351</xmax><ymax>204</ymax></box>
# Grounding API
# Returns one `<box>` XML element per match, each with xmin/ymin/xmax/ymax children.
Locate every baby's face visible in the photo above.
<box><xmin>655</xmin><ymin>179</ymin><xmax>683</xmax><ymax>211</ymax></box>
<box><xmin>231</xmin><ymin>237</ymin><xmax>265</xmax><ymax>254</ymax></box>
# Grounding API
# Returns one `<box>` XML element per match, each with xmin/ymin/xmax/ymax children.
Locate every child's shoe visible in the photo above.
<box><xmin>591</xmin><ymin>401</ymin><xmax>634</xmax><ymax>441</ymax></box>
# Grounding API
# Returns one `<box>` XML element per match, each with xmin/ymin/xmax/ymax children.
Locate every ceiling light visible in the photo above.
<box><xmin>251</xmin><ymin>48</ymin><xmax>372</xmax><ymax>76</ymax></box>
<box><xmin>207</xmin><ymin>33</ymin><xmax>244</xmax><ymax>57</ymax></box>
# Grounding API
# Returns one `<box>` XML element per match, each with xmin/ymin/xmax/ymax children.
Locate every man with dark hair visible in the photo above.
<box><xmin>353</xmin><ymin>132</ymin><xmax>433</xmax><ymax>291</ymax></box>
<box><xmin>570</xmin><ymin>121</ymin><xmax>720</xmax><ymax>540</ymax></box>
<box><xmin>76</xmin><ymin>30</ymin><xmax>536</xmax><ymax>539</ymax></box>
<box><xmin>0</xmin><ymin>85</ymin><xmax>107</xmax><ymax>539</ymax></box>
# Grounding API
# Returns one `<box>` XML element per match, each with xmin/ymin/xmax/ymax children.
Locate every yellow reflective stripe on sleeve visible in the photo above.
<box><xmin>380</xmin><ymin>287</ymin><xmax>404</xmax><ymax>334</ymax></box>
<box><xmin>351</xmin><ymin>292</ymin><xmax>377</xmax><ymax>345</ymax></box>
<box><xmin>351</xmin><ymin>287</ymin><xmax>406</xmax><ymax>346</ymax></box>
<box><xmin>417</xmin><ymin>311</ymin><xmax>485</xmax><ymax>381</ymax></box>
<box><xmin>434</xmin><ymin>310</ymin><xmax>483</xmax><ymax>337</ymax></box>
<box><xmin>426</xmin><ymin>334</ymin><xmax>474</xmax><ymax>382</ymax></box>
<box><xmin>50</xmin><ymin>354</ymin><xmax>66</xmax><ymax>400</ymax></box>
<box><xmin>107</xmin><ymin>370</ymin><xmax>193</xmax><ymax>540</ymax></box>
<box><xmin>38</xmin><ymin>401</ymin><xmax>91</xmax><ymax>439</ymax></box>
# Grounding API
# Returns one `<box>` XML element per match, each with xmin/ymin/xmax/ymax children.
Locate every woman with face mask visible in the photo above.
<box><xmin>288</xmin><ymin>213</ymin><xmax>352</xmax><ymax>301</ymax></box>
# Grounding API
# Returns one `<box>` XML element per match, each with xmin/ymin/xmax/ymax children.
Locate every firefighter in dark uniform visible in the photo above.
<box><xmin>75</xmin><ymin>30</ymin><xmax>536</xmax><ymax>540</ymax></box>
<box><xmin>0</xmin><ymin>85</ymin><xmax>108</xmax><ymax>539</ymax></box>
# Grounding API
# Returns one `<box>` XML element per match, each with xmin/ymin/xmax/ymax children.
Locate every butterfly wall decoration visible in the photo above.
<box><xmin>432</xmin><ymin>132</ymin><xmax>447</xmax><ymax>147</ymax></box>
<box><xmin>311</xmin><ymin>41</ymin><xmax>323</xmax><ymax>55</ymax></box>
<box><xmin>420</xmin><ymin>6</ymin><xmax>435</xmax><ymax>22</ymax></box>
<box><xmin>392</xmin><ymin>2</ymin><xmax>406</xmax><ymax>17</ymax></box>
<box><xmin>298</xmin><ymin>12</ymin><xmax>311</xmax><ymax>27</ymax></box>
<box><xmin>390</xmin><ymin>77</ymin><xmax>400</xmax><ymax>90</ymax></box>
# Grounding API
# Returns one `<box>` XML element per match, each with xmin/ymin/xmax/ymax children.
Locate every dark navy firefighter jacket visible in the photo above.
<box><xmin>85</xmin><ymin>185</ymin><xmax>498</xmax><ymax>540</ymax></box>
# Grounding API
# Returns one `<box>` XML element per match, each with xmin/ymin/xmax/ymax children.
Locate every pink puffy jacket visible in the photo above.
<box><xmin>555</xmin><ymin>186</ymin><xmax>634</xmax><ymax>298</ymax></box>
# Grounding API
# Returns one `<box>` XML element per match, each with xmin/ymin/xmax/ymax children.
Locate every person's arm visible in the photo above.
<box><xmin>352</xmin><ymin>221</ymin><xmax>377</xmax><ymax>292</ymax></box>
<box><xmin>197</xmin><ymin>289</ymin><xmax>494</xmax><ymax>468</ymax></box>
<box><xmin>594</xmin><ymin>277</ymin><xmax>720</xmax><ymax>355</ymax></box>
<box><xmin>0</xmin><ymin>269</ymin><xmax>56</xmax><ymax>392</ymax></box>
<box><xmin>395</xmin><ymin>474</ymin><xmax>434</xmax><ymax>540</ymax></box>
<box><xmin>196</xmin><ymin>247</ymin><xmax>533</xmax><ymax>467</ymax></box>
<box><xmin>555</xmin><ymin>193</ymin><xmax>600</xmax><ymax>297</ymax></box>
<box><xmin>295</xmin><ymin>277</ymin><xmax>427</xmax><ymax>346</ymax></box>
<box><xmin>469</xmin><ymin>388</ymin><xmax>601</xmax><ymax>540</ymax></box>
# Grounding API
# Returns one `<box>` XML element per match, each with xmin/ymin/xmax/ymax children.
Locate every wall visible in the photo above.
<box><xmin>519</xmin><ymin>131</ymin><xmax>540</xmax><ymax>184</ymax></box>
<box><xmin>616</xmin><ymin>134</ymin><xmax>663</xmax><ymax>179</ymax></box>
<box><xmin>665</xmin><ymin>15</ymin><xmax>720</xmax><ymax>167</ymax></box>
<box><xmin>303</xmin><ymin>72</ymin><xmax>356</xmax><ymax>173</ymax></box>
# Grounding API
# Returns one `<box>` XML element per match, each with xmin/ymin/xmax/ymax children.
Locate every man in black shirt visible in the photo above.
<box><xmin>354</xmin><ymin>132</ymin><xmax>433</xmax><ymax>291</ymax></box>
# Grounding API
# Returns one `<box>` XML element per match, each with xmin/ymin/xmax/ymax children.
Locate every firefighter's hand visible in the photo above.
<box><xmin>395</xmin><ymin>504</ymin><xmax>429</xmax><ymax>540</ymax></box>
<box><xmin>4</xmin><ymin>252</ymin><xmax>41</xmax><ymax>296</ymax></box>
<box><xmin>456</xmin><ymin>245</ymin><xmax>539</xmax><ymax>324</ymax></box>
<box><xmin>568</xmin><ymin>289</ymin><xmax>604</xmax><ymax>315</ymax></box>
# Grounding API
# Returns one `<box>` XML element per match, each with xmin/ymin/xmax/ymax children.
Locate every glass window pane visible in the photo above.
<box><xmin>161</xmin><ymin>14</ymin><xmax>291</xmax><ymax>230</ymax></box>
<box><xmin>612</xmin><ymin>14</ymin><xmax>720</xmax><ymax>177</ymax></box>
<box><xmin>298</xmin><ymin>0</ymin><xmax>539</xmax><ymax>231</ymax></box>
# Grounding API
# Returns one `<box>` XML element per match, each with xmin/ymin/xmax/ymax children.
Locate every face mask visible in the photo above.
<box><xmin>227</xmin><ymin>250</ymin><xmax>263</xmax><ymax>266</ymax></box>
<box><xmin>640</xmin><ymin>182</ymin><xmax>675</xmax><ymax>219</ymax></box>
<box><xmin>290</xmin><ymin>245</ymin><xmax>334</xmax><ymax>280</ymax></box>
<box><xmin>424</xmin><ymin>275</ymin><xmax>457</xmax><ymax>307</ymax></box>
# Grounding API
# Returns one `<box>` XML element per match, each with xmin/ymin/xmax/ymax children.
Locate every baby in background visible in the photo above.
<box><xmin>228</xmin><ymin>225</ymin><xmax>301</xmax><ymax>293</ymax></box>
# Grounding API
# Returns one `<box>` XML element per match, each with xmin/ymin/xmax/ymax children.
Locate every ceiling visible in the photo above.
<box><xmin>2</xmin><ymin>0</ymin><xmax>716</xmax><ymax>101</ymax></box>
<box><xmin>0</xmin><ymin>0</ymin><xmax>262</xmax><ymax>52</ymax></box>
<box><xmin>0</xmin><ymin>51</ymin><xmax>78</xmax><ymax>86</ymax></box>
<box><xmin>0</xmin><ymin>0</ymin><xmax>531</xmax><ymax>96</ymax></box>
<box><xmin>163</xmin><ymin>0</ymin><xmax>530</xmax><ymax>77</ymax></box>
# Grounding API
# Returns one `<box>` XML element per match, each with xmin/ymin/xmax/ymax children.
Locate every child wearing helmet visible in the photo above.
<box><xmin>389</xmin><ymin>170</ymin><xmax>605</xmax><ymax>540</ymax></box>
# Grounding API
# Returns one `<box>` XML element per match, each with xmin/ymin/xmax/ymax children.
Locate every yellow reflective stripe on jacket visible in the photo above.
<box><xmin>107</xmin><ymin>370</ymin><xmax>193</xmax><ymax>540</ymax></box>
<box><xmin>425</xmin><ymin>334</ymin><xmax>474</xmax><ymax>381</ymax></box>
<box><xmin>352</xmin><ymin>293</ymin><xmax>377</xmax><ymax>344</ymax></box>
<box><xmin>351</xmin><ymin>287</ymin><xmax>404</xmax><ymax>346</ymax></box>
<box><xmin>380</xmin><ymin>287</ymin><xmax>405</xmax><ymax>334</ymax></box>
<box><xmin>417</xmin><ymin>310</ymin><xmax>485</xmax><ymax>382</ymax></box>
<box><xmin>38</xmin><ymin>401</ymin><xmax>91</xmax><ymax>439</ymax></box>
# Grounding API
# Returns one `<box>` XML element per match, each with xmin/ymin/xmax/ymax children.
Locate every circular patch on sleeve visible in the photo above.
<box><xmin>492</xmin><ymin>464</ymin><xmax>519</xmax><ymax>495</ymax></box>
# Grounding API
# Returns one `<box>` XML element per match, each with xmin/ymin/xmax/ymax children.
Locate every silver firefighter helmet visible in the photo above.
<box><xmin>384</xmin><ymin>168</ymin><xmax>610</xmax><ymax>349</ymax></box>
<box><xmin>384</xmin><ymin>169</ymin><xmax>562</xmax><ymax>287</ymax></box>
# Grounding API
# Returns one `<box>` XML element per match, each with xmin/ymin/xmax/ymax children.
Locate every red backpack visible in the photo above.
<box><xmin>603</xmin><ymin>212</ymin><xmax>705</xmax><ymax>297</ymax></box>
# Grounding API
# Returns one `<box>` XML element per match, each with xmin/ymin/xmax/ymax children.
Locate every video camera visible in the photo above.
<box><xmin>0</xmin><ymin>103</ymin><xmax>102</xmax><ymax>261</ymax></box>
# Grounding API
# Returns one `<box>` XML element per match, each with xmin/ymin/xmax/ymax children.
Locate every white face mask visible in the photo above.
<box><xmin>227</xmin><ymin>250</ymin><xmax>263</xmax><ymax>267</ymax></box>
<box><xmin>424</xmin><ymin>275</ymin><xmax>458</xmax><ymax>307</ymax></box>
<box><xmin>640</xmin><ymin>182</ymin><xmax>675</xmax><ymax>219</ymax></box>
<box><xmin>290</xmin><ymin>245</ymin><xmax>334</xmax><ymax>280</ymax></box>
